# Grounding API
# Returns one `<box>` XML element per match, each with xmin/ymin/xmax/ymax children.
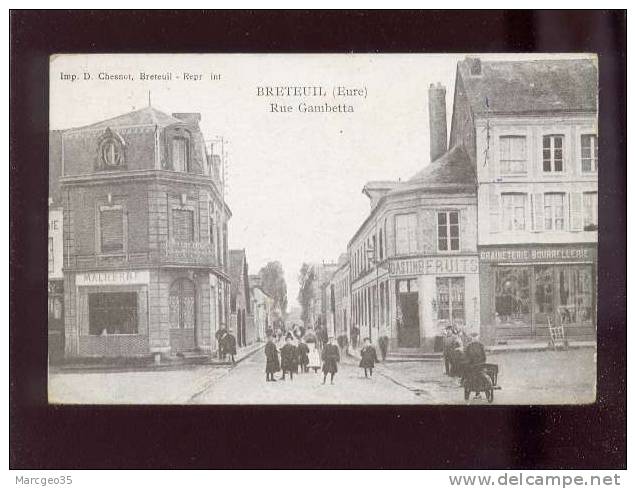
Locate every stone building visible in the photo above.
<box><xmin>449</xmin><ymin>57</ymin><xmax>598</xmax><ymax>344</ymax></box>
<box><xmin>325</xmin><ymin>253</ymin><xmax>350</xmax><ymax>339</ymax></box>
<box><xmin>249</xmin><ymin>274</ymin><xmax>275</xmax><ymax>341</ymax></box>
<box><xmin>228</xmin><ymin>249</ymin><xmax>256</xmax><ymax>347</ymax></box>
<box><xmin>57</xmin><ymin>105</ymin><xmax>232</xmax><ymax>358</ymax></box>
<box><xmin>348</xmin><ymin>84</ymin><xmax>479</xmax><ymax>352</ymax></box>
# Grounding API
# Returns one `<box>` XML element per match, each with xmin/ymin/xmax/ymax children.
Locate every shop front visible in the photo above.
<box><xmin>387</xmin><ymin>254</ymin><xmax>480</xmax><ymax>351</ymax></box>
<box><xmin>479</xmin><ymin>244</ymin><xmax>597</xmax><ymax>344</ymax></box>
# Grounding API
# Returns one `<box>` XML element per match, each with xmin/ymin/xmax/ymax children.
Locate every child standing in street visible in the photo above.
<box><xmin>280</xmin><ymin>336</ymin><xmax>298</xmax><ymax>381</ymax></box>
<box><xmin>264</xmin><ymin>334</ymin><xmax>280</xmax><ymax>382</ymax></box>
<box><xmin>359</xmin><ymin>337</ymin><xmax>379</xmax><ymax>378</ymax></box>
<box><xmin>321</xmin><ymin>337</ymin><xmax>340</xmax><ymax>385</ymax></box>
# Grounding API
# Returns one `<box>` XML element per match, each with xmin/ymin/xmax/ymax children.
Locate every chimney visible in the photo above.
<box><xmin>172</xmin><ymin>112</ymin><xmax>201</xmax><ymax>125</ymax></box>
<box><xmin>428</xmin><ymin>82</ymin><xmax>448</xmax><ymax>163</ymax></box>
<box><xmin>466</xmin><ymin>56</ymin><xmax>482</xmax><ymax>76</ymax></box>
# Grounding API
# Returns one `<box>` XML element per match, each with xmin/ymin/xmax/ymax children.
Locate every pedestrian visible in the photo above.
<box><xmin>279</xmin><ymin>336</ymin><xmax>298</xmax><ymax>381</ymax></box>
<box><xmin>321</xmin><ymin>337</ymin><xmax>340</xmax><ymax>385</ymax></box>
<box><xmin>351</xmin><ymin>324</ymin><xmax>360</xmax><ymax>349</ymax></box>
<box><xmin>297</xmin><ymin>338</ymin><xmax>310</xmax><ymax>373</ymax></box>
<box><xmin>222</xmin><ymin>328</ymin><xmax>237</xmax><ymax>364</ymax></box>
<box><xmin>359</xmin><ymin>337</ymin><xmax>379</xmax><ymax>378</ymax></box>
<box><xmin>378</xmin><ymin>336</ymin><xmax>389</xmax><ymax>361</ymax></box>
<box><xmin>315</xmin><ymin>325</ymin><xmax>323</xmax><ymax>350</ymax></box>
<box><xmin>443</xmin><ymin>325</ymin><xmax>459</xmax><ymax>375</ymax></box>
<box><xmin>215</xmin><ymin>327</ymin><xmax>227</xmax><ymax>360</ymax></box>
<box><xmin>464</xmin><ymin>333</ymin><xmax>486</xmax><ymax>366</ymax></box>
<box><xmin>264</xmin><ymin>335</ymin><xmax>280</xmax><ymax>382</ymax></box>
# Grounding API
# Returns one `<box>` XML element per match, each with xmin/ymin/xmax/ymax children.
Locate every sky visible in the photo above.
<box><xmin>50</xmin><ymin>53</ymin><xmax>590</xmax><ymax>309</ymax></box>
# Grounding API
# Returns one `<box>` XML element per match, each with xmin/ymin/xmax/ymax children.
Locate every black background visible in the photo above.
<box><xmin>10</xmin><ymin>10</ymin><xmax>627</xmax><ymax>469</ymax></box>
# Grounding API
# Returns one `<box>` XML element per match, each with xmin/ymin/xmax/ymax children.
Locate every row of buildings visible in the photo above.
<box><xmin>322</xmin><ymin>57</ymin><xmax>598</xmax><ymax>352</ymax></box>
<box><xmin>48</xmin><ymin>106</ymin><xmax>278</xmax><ymax>361</ymax></box>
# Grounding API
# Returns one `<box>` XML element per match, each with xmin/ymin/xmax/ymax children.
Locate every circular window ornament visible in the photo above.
<box><xmin>98</xmin><ymin>128</ymin><xmax>125</xmax><ymax>169</ymax></box>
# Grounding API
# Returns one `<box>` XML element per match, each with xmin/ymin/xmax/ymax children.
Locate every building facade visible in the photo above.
<box><xmin>58</xmin><ymin>106</ymin><xmax>232</xmax><ymax>358</ymax></box>
<box><xmin>450</xmin><ymin>57</ymin><xmax>598</xmax><ymax>344</ymax></box>
<box><xmin>249</xmin><ymin>276</ymin><xmax>275</xmax><ymax>342</ymax></box>
<box><xmin>348</xmin><ymin>84</ymin><xmax>479</xmax><ymax>352</ymax></box>
<box><xmin>325</xmin><ymin>254</ymin><xmax>350</xmax><ymax>339</ymax></box>
<box><xmin>229</xmin><ymin>249</ymin><xmax>256</xmax><ymax>347</ymax></box>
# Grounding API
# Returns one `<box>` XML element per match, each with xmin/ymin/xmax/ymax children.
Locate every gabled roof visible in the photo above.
<box><xmin>458</xmin><ymin>58</ymin><xmax>597</xmax><ymax>115</ymax></box>
<box><xmin>407</xmin><ymin>144</ymin><xmax>476</xmax><ymax>187</ymax></box>
<box><xmin>69</xmin><ymin>106</ymin><xmax>183</xmax><ymax>131</ymax></box>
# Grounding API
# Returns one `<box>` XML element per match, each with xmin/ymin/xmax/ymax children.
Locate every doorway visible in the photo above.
<box><xmin>169</xmin><ymin>278</ymin><xmax>196</xmax><ymax>351</ymax></box>
<box><xmin>397</xmin><ymin>279</ymin><xmax>420</xmax><ymax>347</ymax></box>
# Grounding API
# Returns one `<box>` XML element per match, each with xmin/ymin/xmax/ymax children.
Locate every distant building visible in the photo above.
<box><xmin>57</xmin><ymin>105</ymin><xmax>232</xmax><ymax>359</ymax></box>
<box><xmin>326</xmin><ymin>253</ymin><xmax>350</xmax><ymax>339</ymax></box>
<box><xmin>249</xmin><ymin>275</ymin><xmax>275</xmax><ymax>341</ymax></box>
<box><xmin>450</xmin><ymin>57</ymin><xmax>598</xmax><ymax>343</ymax></box>
<box><xmin>229</xmin><ymin>249</ymin><xmax>256</xmax><ymax>347</ymax></box>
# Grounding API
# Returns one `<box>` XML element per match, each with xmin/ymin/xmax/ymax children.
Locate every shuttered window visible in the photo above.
<box><xmin>582</xmin><ymin>192</ymin><xmax>598</xmax><ymax>231</ymax></box>
<box><xmin>437</xmin><ymin>211</ymin><xmax>460</xmax><ymax>251</ymax></box>
<box><xmin>172</xmin><ymin>137</ymin><xmax>188</xmax><ymax>172</ymax></box>
<box><xmin>173</xmin><ymin>209</ymin><xmax>194</xmax><ymax>242</ymax></box>
<box><xmin>502</xmin><ymin>193</ymin><xmax>527</xmax><ymax>231</ymax></box>
<box><xmin>499</xmin><ymin>135</ymin><xmax>527</xmax><ymax>174</ymax></box>
<box><xmin>544</xmin><ymin>193</ymin><xmax>566</xmax><ymax>231</ymax></box>
<box><xmin>100</xmin><ymin>207</ymin><xmax>124</xmax><ymax>253</ymax></box>
<box><xmin>395</xmin><ymin>213</ymin><xmax>417</xmax><ymax>255</ymax></box>
<box><xmin>542</xmin><ymin>135</ymin><xmax>565</xmax><ymax>172</ymax></box>
<box><xmin>581</xmin><ymin>134</ymin><xmax>598</xmax><ymax>173</ymax></box>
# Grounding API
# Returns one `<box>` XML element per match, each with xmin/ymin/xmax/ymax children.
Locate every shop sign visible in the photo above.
<box><xmin>389</xmin><ymin>256</ymin><xmax>478</xmax><ymax>276</ymax></box>
<box><xmin>76</xmin><ymin>270</ymin><xmax>149</xmax><ymax>286</ymax></box>
<box><xmin>479</xmin><ymin>245</ymin><xmax>596</xmax><ymax>263</ymax></box>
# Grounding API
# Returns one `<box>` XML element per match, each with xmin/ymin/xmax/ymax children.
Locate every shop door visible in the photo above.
<box><xmin>398</xmin><ymin>292</ymin><xmax>420</xmax><ymax>347</ymax></box>
<box><xmin>169</xmin><ymin>278</ymin><xmax>196</xmax><ymax>351</ymax></box>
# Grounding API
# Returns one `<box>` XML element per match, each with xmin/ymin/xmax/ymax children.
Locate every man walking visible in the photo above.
<box><xmin>321</xmin><ymin>337</ymin><xmax>340</xmax><ymax>385</ymax></box>
<box><xmin>280</xmin><ymin>336</ymin><xmax>298</xmax><ymax>381</ymax></box>
<box><xmin>264</xmin><ymin>334</ymin><xmax>280</xmax><ymax>382</ymax></box>
<box><xmin>222</xmin><ymin>328</ymin><xmax>237</xmax><ymax>364</ymax></box>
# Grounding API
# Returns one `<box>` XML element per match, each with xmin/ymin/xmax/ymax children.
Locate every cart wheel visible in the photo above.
<box><xmin>464</xmin><ymin>386</ymin><xmax>470</xmax><ymax>401</ymax></box>
<box><xmin>486</xmin><ymin>388</ymin><xmax>494</xmax><ymax>403</ymax></box>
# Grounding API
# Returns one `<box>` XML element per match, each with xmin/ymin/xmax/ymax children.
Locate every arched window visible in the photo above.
<box><xmin>169</xmin><ymin>278</ymin><xmax>195</xmax><ymax>329</ymax></box>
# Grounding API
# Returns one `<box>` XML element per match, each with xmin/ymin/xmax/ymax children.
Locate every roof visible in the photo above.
<box><xmin>228</xmin><ymin>249</ymin><xmax>247</xmax><ymax>299</ymax></box>
<box><xmin>69</xmin><ymin>106</ymin><xmax>183</xmax><ymax>131</ymax></box>
<box><xmin>458</xmin><ymin>58</ymin><xmax>597</xmax><ymax>115</ymax></box>
<box><xmin>407</xmin><ymin>144</ymin><xmax>476</xmax><ymax>186</ymax></box>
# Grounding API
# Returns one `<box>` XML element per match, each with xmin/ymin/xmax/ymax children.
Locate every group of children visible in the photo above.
<box><xmin>264</xmin><ymin>333</ymin><xmax>380</xmax><ymax>384</ymax></box>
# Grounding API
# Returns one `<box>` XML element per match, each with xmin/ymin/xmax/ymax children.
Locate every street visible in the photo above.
<box><xmin>48</xmin><ymin>346</ymin><xmax>596</xmax><ymax>405</ymax></box>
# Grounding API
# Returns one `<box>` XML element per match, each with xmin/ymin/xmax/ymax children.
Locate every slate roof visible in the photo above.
<box><xmin>458</xmin><ymin>58</ymin><xmax>597</xmax><ymax>115</ymax></box>
<box><xmin>70</xmin><ymin>106</ymin><xmax>183</xmax><ymax>131</ymax></box>
<box><xmin>407</xmin><ymin>144</ymin><xmax>476</xmax><ymax>186</ymax></box>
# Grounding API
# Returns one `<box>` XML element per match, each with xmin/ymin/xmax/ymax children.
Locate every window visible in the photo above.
<box><xmin>48</xmin><ymin>237</ymin><xmax>54</xmax><ymax>274</ymax></box>
<box><xmin>172</xmin><ymin>209</ymin><xmax>194</xmax><ymax>242</ymax></box>
<box><xmin>555</xmin><ymin>266</ymin><xmax>594</xmax><ymax>324</ymax></box>
<box><xmin>494</xmin><ymin>267</ymin><xmax>531</xmax><ymax>326</ymax></box>
<box><xmin>438</xmin><ymin>211</ymin><xmax>460</xmax><ymax>251</ymax></box>
<box><xmin>583</xmin><ymin>192</ymin><xmax>598</xmax><ymax>231</ymax></box>
<box><xmin>543</xmin><ymin>135</ymin><xmax>565</xmax><ymax>172</ymax></box>
<box><xmin>436</xmin><ymin>277</ymin><xmax>465</xmax><ymax>326</ymax></box>
<box><xmin>395</xmin><ymin>213</ymin><xmax>417</xmax><ymax>255</ymax></box>
<box><xmin>89</xmin><ymin>292</ymin><xmax>138</xmax><ymax>335</ymax></box>
<box><xmin>544</xmin><ymin>193</ymin><xmax>566</xmax><ymax>231</ymax></box>
<box><xmin>581</xmin><ymin>134</ymin><xmax>598</xmax><ymax>173</ymax></box>
<box><xmin>501</xmin><ymin>193</ymin><xmax>526</xmax><ymax>231</ymax></box>
<box><xmin>99</xmin><ymin>206</ymin><xmax>124</xmax><ymax>253</ymax></box>
<box><xmin>172</xmin><ymin>137</ymin><xmax>188</xmax><ymax>172</ymax></box>
<box><xmin>499</xmin><ymin>136</ymin><xmax>527</xmax><ymax>174</ymax></box>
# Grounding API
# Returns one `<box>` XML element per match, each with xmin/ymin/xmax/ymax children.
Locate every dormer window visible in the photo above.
<box><xmin>172</xmin><ymin>137</ymin><xmax>189</xmax><ymax>172</ymax></box>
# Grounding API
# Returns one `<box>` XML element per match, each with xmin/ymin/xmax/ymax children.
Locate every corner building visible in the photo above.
<box><xmin>57</xmin><ymin>106</ymin><xmax>232</xmax><ymax>358</ymax></box>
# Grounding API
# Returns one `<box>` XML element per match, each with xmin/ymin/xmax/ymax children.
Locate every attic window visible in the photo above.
<box><xmin>98</xmin><ymin>130</ymin><xmax>125</xmax><ymax>169</ymax></box>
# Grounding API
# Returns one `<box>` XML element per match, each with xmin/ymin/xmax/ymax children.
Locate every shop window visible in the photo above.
<box><xmin>169</xmin><ymin>278</ymin><xmax>196</xmax><ymax>329</ymax></box>
<box><xmin>172</xmin><ymin>137</ymin><xmax>189</xmax><ymax>172</ymax></box>
<box><xmin>48</xmin><ymin>237</ymin><xmax>54</xmax><ymax>274</ymax></box>
<box><xmin>583</xmin><ymin>192</ymin><xmax>598</xmax><ymax>231</ymax></box>
<box><xmin>438</xmin><ymin>211</ymin><xmax>460</xmax><ymax>251</ymax></box>
<box><xmin>495</xmin><ymin>267</ymin><xmax>531</xmax><ymax>326</ymax></box>
<box><xmin>89</xmin><ymin>292</ymin><xmax>138</xmax><ymax>335</ymax></box>
<box><xmin>499</xmin><ymin>135</ymin><xmax>527</xmax><ymax>174</ymax></box>
<box><xmin>581</xmin><ymin>134</ymin><xmax>598</xmax><ymax>173</ymax></box>
<box><xmin>172</xmin><ymin>209</ymin><xmax>194</xmax><ymax>242</ymax></box>
<box><xmin>544</xmin><ymin>193</ymin><xmax>566</xmax><ymax>231</ymax></box>
<box><xmin>395</xmin><ymin>213</ymin><xmax>417</xmax><ymax>255</ymax></box>
<box><xmin>99</xmin><ymin>206</ymin><xmax>124</xmax><ymax>254</ymax></box>
<box><xmin>501</xmin><ymin>193</ymin><xmax>526</xmax><ymax>231</ymax></box>
<box><xmin>436</xmin><ymin>277</ymin><xmax>465</xmax><ymax>326</ymax></box>
<box><xmin>556</xmin><ymin>266</ymin><xmax>594</xmax><ymax>325</ymax></box>
<box><xmin>543</xmin><ymin>134</ymin><xmax>565</xmax><ymax>172</ymax></box>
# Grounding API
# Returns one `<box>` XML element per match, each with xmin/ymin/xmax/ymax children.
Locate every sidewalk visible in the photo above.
<box><xmin>50</xmin><ymin>341</ymin><xmax>265</xmax><ymax>374</ymax></box>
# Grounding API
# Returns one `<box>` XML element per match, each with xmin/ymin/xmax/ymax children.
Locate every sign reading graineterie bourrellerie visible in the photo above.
<box><xmin>389</xmin><ymin>256</ymin><xmax>479</xmax><ymax>276</ymax></box>
<box><xmin>76</xmin><ymin>270</ymin><xmax>150</xmax><ymax>286</ymax></box>
<box><xmin>479</xmin><ymin>245</ymin><xmax>597</xmax><ymax>263</ymax></box>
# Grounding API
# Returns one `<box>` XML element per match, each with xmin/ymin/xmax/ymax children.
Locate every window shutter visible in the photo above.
<box><xmin>570</xmin><ymin>192</ymin><xmax>583</xmax><ymax>231</ymax></box>
<box><xmin>489</xmin><ymin>187</ymin><xmax>500</xmax><ymax>233</ymax></box>
<box><xmin>100</xmin><ymin>208</ymin><xmax>124</xmax><ymax>253</ymax></box>
<box><xmin>533</xmin><ymin>193</ymin><xmax>544</xmax><ymax>232</ymax></box>
<box><xmin>421</xmin><ymin>210</ymin><xmax>435</xmax><ymax>252</ymax></box>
